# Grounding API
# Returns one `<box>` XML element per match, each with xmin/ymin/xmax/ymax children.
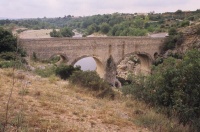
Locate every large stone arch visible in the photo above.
<box><xmin>117</xmin><ymin>52</ymin><xmax>153</xmax><ymax>76</ymax></box>
<box><xmin>117</xmin><ymin>52</ymin><xmax>153</xmax><ymax>65</ymax></box>
<box><xmin>71</xmin><ymin>55</ymin><xmax>105</xmax><ymax>78</ymax></box>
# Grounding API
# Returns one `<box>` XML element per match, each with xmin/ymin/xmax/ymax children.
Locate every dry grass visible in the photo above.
<box><xmin>123</xmin><ymin>99</ymin><xmax>190</xmax><ymax>132</ymax></box>
<box><xmin>0</xmin><ymin>68</ymin><xmax>191</xmax><ymax>132</ymax></box>
<box><xmin>0</xmin><ymin>68</ymin><xmax>148</xmax><ymax>132</ymax></box>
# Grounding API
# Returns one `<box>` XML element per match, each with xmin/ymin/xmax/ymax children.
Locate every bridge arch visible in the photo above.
<box><xmin>49</xmin><ymin>54</ymin><xmax>68</xmax><ymax>64</ymax></box>
<box><xmin>19</xmin><ymin>37</ymin><xmax>165</xmax><ymax>84</ymax></box>
<box><xmin>117</xmin><ymin>52</ymin><xmax>153</xmax><ymax>75</ymax></box>
<box><xmin>71</xmin><ymin>55</ymin><xmax>105</xmax><ymax>78</ymax></box>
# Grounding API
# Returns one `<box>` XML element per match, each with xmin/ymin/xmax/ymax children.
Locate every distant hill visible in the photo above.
<box><xmin>0</xmin><ymin>17</ymin><xmax>20</xmax><ymax>20</ymax></box>
<box><xmin>0</xmin><ymin>17</ymin><xmax>9</xmax><ymax>20</ymax></box>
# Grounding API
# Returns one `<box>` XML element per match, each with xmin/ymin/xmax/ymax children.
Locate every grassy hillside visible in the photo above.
<box><xmin>0</xmin><ymin>68</ymin><xmax>190</xmax><ymax>132</ymax></box>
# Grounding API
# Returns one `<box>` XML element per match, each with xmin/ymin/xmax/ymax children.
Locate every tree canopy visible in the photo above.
<box><xmin>50</xmin><ymin>27</ymin><xmax>74</xmax><ymax>37</ymax></box>
<box><xmin>0</xmin><ymin>27</ymin><xmax>17</xmax><ymax>53</ymax></box>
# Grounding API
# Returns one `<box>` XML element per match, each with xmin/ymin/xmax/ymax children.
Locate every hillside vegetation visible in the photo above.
<box><xmin>0</xmin><ymin>9</ymin><xmax>200</xmax><ymax>132</ymax></box>
<box><xmin>0</xmin><ymin>68</ymin><xmax>191</xmax><ymax>132</ymax></box>
<box><xmin>1</xmin><ymin>9</ymin><xmax>200</xmax><ymax>37</ymax></box>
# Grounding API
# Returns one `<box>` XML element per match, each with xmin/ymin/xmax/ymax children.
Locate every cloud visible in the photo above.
<box><xmin>0</xmin><ymin>0</ymin><xmax>199</xmax><ymax>18</ymax></box>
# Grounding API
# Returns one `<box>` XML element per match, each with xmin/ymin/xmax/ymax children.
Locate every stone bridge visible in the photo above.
<box><xmin>19</xmin><ymin>37</ymin><xmax>165</xmax><ymax>86</ymax></box>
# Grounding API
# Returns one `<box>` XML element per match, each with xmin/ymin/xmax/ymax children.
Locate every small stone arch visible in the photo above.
<box><xmin>49</xmin><ymin>54</ymin><xmax>68</xmax><ymax>65</ymax></box>
<box><xmin>71</xmin><ymin>55</ymin><xmax>105</xmax><ymax>78</ymax></box>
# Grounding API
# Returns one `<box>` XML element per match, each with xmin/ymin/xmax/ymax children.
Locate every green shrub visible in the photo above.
<box><xmin>168</xmin><ymin>28</ymin><xmax>177</xmax><ymax>36</ymax></box>
<box><xmin>0</xmin><ymin>61</ymin><xmax>15</xmax><ymax>68</ymax></box>
<box><xmin>0</xmin><ymin>27</ymin><xmax>17</xmax><ymax>53</ymax></box>
<box><xmin>163</xmin><ymin>32</ymin><xmax>184</xmax><ymax>51</ymax></box>
<box><xmin>153</xmin><ymin>57</ymin><xmax>163</xmax><ymax>66</ymax></box>
<box><xmin>31</xmin><ymin>52</ymin><xmax>38</xmax><ymax>61</ymax></box>
<box><xmin>50</xmin><ymin>29</ymin><xmax>62</xmax><ymax>37</ymax></box>
<box><xmin>70</xmin><ymin>71</ymin><xmax>109</xmax><ymax>91</ymax></box>
<box><xmin>35</xmin><ymin>66</ymin><xmax>56</xmax><ymax>78</ymax></box>
<box><xmin>122</xmin><ymin>75</ymin><xmax>150</xmax><ymax>101</ymax></box>
<box><xmin>49</xmin><ymin>55</ymin><xmax>60</xmax><ymax>64</ymax></box>
<box><xmin>55</xmin><ymin>65</ymin><xmax>80</xmax><ymax>80</ymax></box>
<box><xmin>180</xmin><ymin>20</ymin><xmax>190</xmax><ymax>27</ymax></box>
<box><xmin>0</xmin><ymin>60</ymin><xmax>23</xmax><ymax>69</ymax></box>
<box><xmin>0</xmin><ymin>52</ymin><xmax>16</xmax><ymax>60</ymax></box>
<box><xmin>122</xmin><ymin>49</ymin><xmax>200</xmax><ymax>131</ymax></box>
<box><xmin>69</xmin><ymin>70</ymin><xmax>114</xmax><ymax>98</ymax></box>
<box><xmin>17</xmin><ymin>47</ymin><xmax>27</xmax><ymax>57</ymax></box>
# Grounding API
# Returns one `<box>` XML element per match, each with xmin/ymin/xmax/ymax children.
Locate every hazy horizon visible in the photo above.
<box><xmin>0</xmin><ymin>0</ymin><xmax>200</xmax><ymax>19</ymax></box>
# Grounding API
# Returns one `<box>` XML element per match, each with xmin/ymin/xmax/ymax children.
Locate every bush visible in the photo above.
<box><xmin>60</xmin><ymin>27</ymin><xmax>74</xmax><ymax>37</ymax></box>
<box><xmin>168</xmin><ymin>28</ymin><xmax>177</xmax><ymax>36</ymax></box>
<box><xmin>163</xmin><ymin>36</ymin><xmax>176</xmax><ymax>50</ymax></box>
<box><xmin>163</xmin><ymin>31</ymin><xmax>184</xmax><ymax>51</ymax></box>
<box><xmin>35</xmin><ymin>66</ymin><xmax>56</xmax><ymax>78</ymax></box>
<box><xmin>0</xmin><ymin>61</ymin><xmax>15</xmax><ymax>68</ymax></box>
<box><xmin>122</xmin><ymin>49</ymin><xmax>200</xmax><ymax>131</ymax></box>
<box><xmin>50</xmin><ymin>29</ymin><xmax>61</xmax><ymax>37</ymax></box>
<box><xmin>0</xmin><ymin>27</ymin><xmax>17</xmax><ymax>53</ymax></box>
<box><xmin>180</xmin><ymin>20</ymin><xmax>190</xmax><ymax>27</ymax></box>
<box><xmin>70</xmin><ymin>71</ymin><xmax>106</xmax><ymax>90</ymax></box>
<box><xmin>55</xmin><ymin>65</ymin><xmax>80</xmax><ymax>80</ymax></box>
<box><xmin>49</xmin><ymin>55</ymin><xmax>60</xmax><ymax>64</ymax></box>
<box><xmin>70</xmin><ymin>70</ymin><xmax>115</xmax><ymax>98</ymax></box>
<box><xmin>0</xmin><ymin>52</ymin><xmax>16</xmax><ymax>60</ymax></box>
<box><xmin>153</xmin><ymin>57</ymin><xmax>163</xmax><ymax>66</ymax></box>
<box><xmin>0</xmin><ymin>60</ymin><xmax>23</xmax><ymax>68</ymax></box>
<box><xmin>17</xmin><ymin>47</ymin><xmax>27</xmax><ymax>57</ymax></box>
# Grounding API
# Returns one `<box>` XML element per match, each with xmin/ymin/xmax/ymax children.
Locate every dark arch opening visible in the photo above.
<box><xmin>154</xmin><ymin>52</ymin><xmax>158</xmax><ymax>59</ymax></box>
<box><xmin>49</xmin><ymin>54</ymin><xmax>67</xmax><ymax>65</ymax></box>
<box><xmin>137</xmin><ymin>53</ymin><xmax>152</xmax><ymax>75</ymax></box>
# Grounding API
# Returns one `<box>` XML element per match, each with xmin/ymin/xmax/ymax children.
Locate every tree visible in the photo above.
<box><xmin>87</xmin><ymin>24</ymin><xmax>99</xmax><ymax>35</ymax></box>
<box><xmin>50</xmin><ymin>27</ymin><xmax>74</xmax><ymax>37</ymax></box>
<box><xmin>100</xmin><ymin>22</ymin><xmax>110</xmax><ymax>34</ymax></box>
<box><xmin>0</xmin><ymin>27</ymin><xmax>17</xmax><ymax>53</ymax></box>
<box><xmin>175</xmin><ymin>10</ymin><xmax>183</xmax><ymax>14</ymax></box>
<box><xmin>50</xmin><ymin>29</ymin><xmax>61</xmax><ymax>37</ymax></box>
<box><xmin>60</xmin><ymin>27</ymin><xmax>74</xmax><ymax>37</ymax></box>
<box><xmin>168</xmin><ymin>27</ymin><xmax>177</xmax><ymax>36</ymax></box>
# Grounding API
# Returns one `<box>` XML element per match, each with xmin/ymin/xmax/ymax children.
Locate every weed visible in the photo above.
<box><xmin>34</xmin><ymin>66</ymin><xmax>56</xmax><ymax>78</ymax></box>
<box><xmin>18</xmin><ymin>88</ymin><xmax>29</xmax><ymax>95</ymax></box>
<box><xmin>16</xmin><ymin>73</ymin><xmax>25</xmax><ymax>80</ymax></box>
<box><xmin>48</xmin><ymin>75</ymin><xmax>60</xmax><ymax>84</ymax></box>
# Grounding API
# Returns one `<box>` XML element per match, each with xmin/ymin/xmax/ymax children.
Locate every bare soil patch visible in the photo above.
<box><xmin>18</xmin><ymin>29</ymin><xmax>54</xmax><ymax>39</ymax></box>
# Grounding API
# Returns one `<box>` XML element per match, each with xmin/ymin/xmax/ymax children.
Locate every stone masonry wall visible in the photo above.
<box><xmin>19</xmin><ymin>37</ymin><xmax>165</xmax><ymax>84</ymax></box>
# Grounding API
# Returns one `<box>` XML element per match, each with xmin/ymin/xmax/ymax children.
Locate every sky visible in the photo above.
<box><xmin>0</xmin><ymin>0</ymin><xmax>199</xmax><ymax>18</ymax></box>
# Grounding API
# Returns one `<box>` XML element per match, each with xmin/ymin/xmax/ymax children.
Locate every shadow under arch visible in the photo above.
<box><xmin>49</xmin><ymin>54</ymin><xmax>68</xmax><ymax>65</ymax></box>
<box><xmin>71</xmin><ymin>55</ymin><xmax>105</xmax><ymax>78</ymax></box>
<box><xmin>117</xmin><ymin>52</ymin><xmax>153</xmax><ymax>75</ymax></box>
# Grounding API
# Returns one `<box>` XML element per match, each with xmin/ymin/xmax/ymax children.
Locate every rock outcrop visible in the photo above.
<box><xmin>117</xmin><ymin>54</ymin><xmax>141</xmax><ymax>79</ymax></box>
